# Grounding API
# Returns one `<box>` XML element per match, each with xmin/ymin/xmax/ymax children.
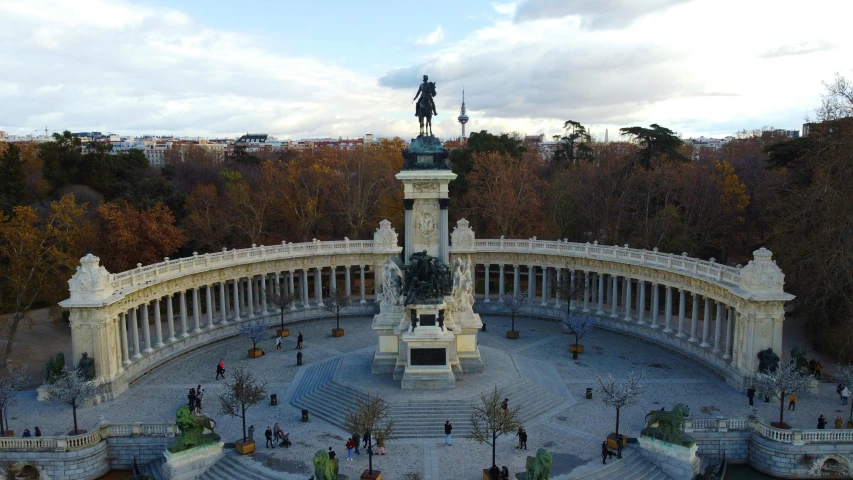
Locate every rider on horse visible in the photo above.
<box><xmin>413</xmin><ymin>74</ymin><xmax>438</xmax><ymax>117</ymax></box>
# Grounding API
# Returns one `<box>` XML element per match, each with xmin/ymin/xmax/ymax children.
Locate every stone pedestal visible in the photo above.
<box><xmin>398</xmin><ymin>304</ymin><xmax>457</xmax><ymax>389</ymax></box>
<box><xmin>162</xmin><ymin>441</ymin><xmax>223</xmax><ymax>480</ymax></box>
<box><xmin>637</xmin><ymin>435</ymin><xmax>700</xmax><ymax>480</ymax></box>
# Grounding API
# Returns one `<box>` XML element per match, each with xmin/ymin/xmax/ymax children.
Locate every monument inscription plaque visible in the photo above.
<box><xmin>411</xmin><ymin>348</ymin><xmax>446</xmax><ymax>366</ymax></box>
<box><xmin>420</xmin><ymin>314</ymin><xmax>436</xmax><ymax>327</ymax></box>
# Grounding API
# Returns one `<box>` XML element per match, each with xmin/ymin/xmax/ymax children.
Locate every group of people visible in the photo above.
<box><xmin>274</xmin><ymin>331</ymin><xmax>304</xmax><ymax>351</ymax></box>
<box><xmin>516</xmin><ymin>426</ymin><xmax>528</xmax><ymax>450</ymax></box>
<box><xmin>264</xmin><ymin>423</ymin><xmax>290</xmax><ymax>448</ymax></box>
<box><xmin>21</xmin><ymin>427</ymin><xmax>41</xmax><ymax>437</ymax></box>
<box><xmin>187</xmin><ymin>384</ymin><xmax>204</xmax><ymax>414</ymax></box>
<box><xmin>487</xmin><ymin>464</ymin><xmax>510</xmax><ymax>480</ymax></box>
<box><xmin>338</xmin><ymin>431</ymin><xmax>386</xmax><ymax>461</ymax></box>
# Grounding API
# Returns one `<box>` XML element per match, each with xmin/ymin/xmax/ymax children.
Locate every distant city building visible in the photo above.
<box><xmin>524</xmin><ymin>133</ymin><xmax>561</xmax><ymax>162</ymax></box>
<box><xmin>144</xmin><ymin>140</ymin><xmax>172</xmax><ymax>167</ymax></box>
<box><xmin>772</xmin><ymin>129</ymin><xmax>800</xmax><ymax>139</ymax></box>
<box><xmin>685</xmin><ymin>136</ymin><xmax>734</xmax><ymax>161</ymax></box>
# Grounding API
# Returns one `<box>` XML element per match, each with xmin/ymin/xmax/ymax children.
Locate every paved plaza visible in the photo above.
<box><xmin>9</xmin><ymin>315</ymin><xmax>850</xmax><ymax>479</ymax></box>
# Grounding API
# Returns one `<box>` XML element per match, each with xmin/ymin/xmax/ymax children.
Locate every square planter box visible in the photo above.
<box><xmin>569</xmin><ymin>344</ymin><xmax>584</xmax><ymax>354</ymax></box>
<box><xmin>248</xmin><ymin>348</ymin><xmax>264</xmax><ymax>358</ymax></box>
<box><xmin>606</xmin><ymin>433</ymin><xmax>626</xmax><ymax>449</ymax></box>
<box><xmin>235</xmin><ymin>439</ymin><xmax>255</xmax><ymax>455</ymax></box>
<box><xmin>360</xmin><ymin>470</ymin><xmax>382</xmax><ymax>480</ymax></box>
<box><xmin>506</xmin><ymin>330</ymin><xmax>520</xmax><ymax>339</ymax></box>
<box><xmin>332</xmin><ymin>328</ymin><xmax>345</xmax><ymax>337</ymax></box>
<box><xmin>277</xmin><ymin>329</ymin><xmax>290</xmax><ymax>337</ymax></box>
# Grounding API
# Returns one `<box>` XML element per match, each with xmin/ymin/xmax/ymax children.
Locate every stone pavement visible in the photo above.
<box><xmin>7</xmin><ymin>315</ymin><xmax>849</xmax><ymax>479</ymax></box>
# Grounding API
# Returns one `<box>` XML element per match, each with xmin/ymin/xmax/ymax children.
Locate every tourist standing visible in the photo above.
<box><xmin>375</xmin><ymin>434</ymin><xmax>386</xmax><ymax>455</ymax></box>
<box><xmin>248</xmin><ymin>425</ymin><xmax>255</xmax><ymax>441</ymax></box>
<box><xmin>276</xmin><ymin>337</ymin><xmax>282</xmax><ymax>351</ymax></box>
<box><xmin>501</xmin><ymin>466</ymin><xmax>510</xmax><ymax>480</ymax></box>
<box><xmin>216</xmin><ymin>359</ymin><xmax>225</xmax><ymax>380</ymax></box>
<box><xmin>842</xmin><ymin>387</ymin><xmax>850</xmax><ymax>405</ymax></box>
<box><xmin>489</xmin><ymin>465</ymin><xmax>500</xmax><ymax>480</ymax></box>
<box><xmin>501</xmin><ymin>398</ymin><xmax>508</xmax><ymax>410</ymax></box>
<box><xmin>34</xmin><ymin>427</ymin><xmax>41</xmax><ymax>437</ymax></box>
<box><xmin>188</xmin><ymin>388</ymin><xmax>196</xmax><ymax>412</ymax></box>
<box><xmin>328</xmin><ymin>446</ymin><xmax>336</xmax><ymax>460</ymax></box>
<box><xmin>196</xmin><ymin>384</ymin><xmax>204</xmax><ymax>414</ymax></box>
<box><xmin>815</xmin><ymin>361</ymin><xmax>822</xmax><ymax>379</ymax></box>
<box><xmin>363</xmin><ymin>430</ymin><xmax>371</xmax><ymax>449</ymax></box>
<box><xmin>265</xmin><ymin>426</ymin><xmax>273</xmax><ymax>448</ymax></box>
<box><xmin>273</xmin><ymin>423</ymin><xmax>282</xmax><ymax>443</ymax></box>
<box><xmin>444</xmin><ymin>421</ymin><xmax>452</xmax><ymax>446</ymax></box>
<box><xmin>601</xmin><ymin>441</ymin><xmax>609</xmax><ymax>464</ymax></box>
<box><xmin>818</xmin><ymin>415</ymin><xmax>827</xmax><ymax>429</ymax></box>
<box><xmin>788</xmin><ymin>394</ymin><xmax>797</xmax><ymax>410</ymax></box>
<box><xmin>346</xmin><ymin>438</ymin><xmax>355</xmax><ymax>460</ymax></box>
<box><xmin>516</xmin><ymin>426</ymin><xmax>524</xmax><ymax>449</ymax></box>
<box><xmin>747</xmin><ymin>385</ymin><xmax>756</xmax><ymax>406</ymax></box>
<box><xmin>839</xmin><ymin>383</ymin><xmax>845</xmax><ymax>400</ymax></box>
<box><xmin>351</xmin><ymin>432</ymin><xmax>361</xmax><ymax>455</ymax></box>
<box><xmin>520</xmin><ymin>428</ymin><xmax>528</xmax><ymax>450</ymax></box>
<box><xmin>297</xmin><ymin>332</ymin><xmax>304</xmax><ymax>350</ymax></box>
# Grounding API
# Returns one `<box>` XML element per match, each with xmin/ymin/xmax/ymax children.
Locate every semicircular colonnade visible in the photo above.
<box><xmin>60</xmin><ymin>218</ymin><xmax>792</xmax><ymax>402</ymax></box>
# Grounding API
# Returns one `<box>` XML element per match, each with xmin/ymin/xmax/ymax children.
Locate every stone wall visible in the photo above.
<box><xmin>690</xmin><ymin>429</ymin><xmax>751</xmax><ymax>463</ymax></box>
<box><xmin>106</xmin><ymin>435</ymin><xmax>173</xmax><ymax>469</ymax></box>
<box><xmin>749</xmin><ymin>435</ymin><xmax>853</xmax><ymax>478</ymax></box>
<box><xmin>0</xmin><ymin>440</ymin><xmax>109</xmax><ymax>480</ymax></box>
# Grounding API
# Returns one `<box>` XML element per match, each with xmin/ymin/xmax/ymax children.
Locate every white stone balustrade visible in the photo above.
<box><xmin>0</xmin><ymin>422</ymin><xmax>177</xmax><ymax>452</ymax></box>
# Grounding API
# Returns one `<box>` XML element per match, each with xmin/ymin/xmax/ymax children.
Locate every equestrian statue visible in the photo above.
<box><xmin>413</xmin><ymin>74</ymin><xmax>438</xmax><ymax>136</ymax></box>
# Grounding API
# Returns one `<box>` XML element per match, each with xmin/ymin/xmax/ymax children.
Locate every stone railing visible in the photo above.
<box><xmin>110</xmin><ymin>239</ymin><xmax>377</xmax><ymax>292</ymax></box>
<box><xmin>0</xmin><ymin>422</ymin><xmax>177</xmax><ymax>452</ymax></box>
<box><xmin>685</xmin><ymin>417</ymin><xmax>853</xmax><ymax>445</ymax></box>
<box><xmin>471</xmin><ymin>238</ymin><xmax>742</xmax><ymax>287</ymax></box>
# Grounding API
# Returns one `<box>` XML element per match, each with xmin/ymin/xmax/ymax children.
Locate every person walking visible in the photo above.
<box><xmin>818</xmin><ymin>415</ymin><xmax>827</xmax><ymax>429</ymax></box>
<box><xmin>187</xmin><ymin>388</ymin><xmax>197</xmax><ymax>412</ymax></box>
<box><xmin>362</xmin><ymin>430</ymin><xmax>371</xmax><ymax>449</ymax></box>
<box><xmin>297</xmin><ymin>332</ymin><xmax>304</xmax><ymax>350</ymax></box>
<box><xmin>516</xmin><ymin>426</ymin><xmax>524</xmax><ymax>449</ymax></box>
<box><xmin>838</xmin><ymin>383</ymin><xmax>845</xmax><ymax>400</ymax></box>
<box><xmin>788</xmin><ymin>394</ymin><xmax>797</xmax><ymax>410</ymax></box>
<box><xmin>248</xmin><ymin>425</ymin><xmax>255</xmax><ymax>441</ymax></box>
<box><xmin>520</xmin><ymin>428</ymin><xmax>528</xmax><ymax>451</ymax></box>
<box><xmin>273</xmin><ymin>423</ymin><xmax>282</xmax><ymax>444</ymax></box>
<box><xmin>346</xmin><ymin>438</ymin><xmax>355</xmax><ymax>460</ymax></box>
<box><xmin>747</xmin><ymin>385</ymin><xmax>756</xmax><ymax>406</ymax></box>
<box><xmin>216</xmin><ymin>359</ymin><xmax>225</xmax><ymax>380</ymax></box>
<box><xmin>815</xmin><ymin>361</ymin><xmax>823</xmax><ymax>379</ymax></box>
<box><xmin>601</xmin><ymin>441</ymin><xmax>609</xmax><ymax>464</ymax></box>
<box><xmin>351</xmin><ymin>432</ymin><xmax>361</xmax><ymax>455</ymax></box>
<box><xmin>444</xmin><ymin>421</ymin><xmax>452</xmax><ymax>446</ymax></box>
<box><xmin>265</xmin><ymin>426</ymin><xmax>274</xmax><ymax>448</ymax></box>
<box><xmin>276</xmin><ymin>336</ymin><xmax>282</xmax><ymax>351</ymax></box>
<box><xmin>842</xmin><ymin>387</ymin><xmax>850</xmax><ymax>405</ymax></box>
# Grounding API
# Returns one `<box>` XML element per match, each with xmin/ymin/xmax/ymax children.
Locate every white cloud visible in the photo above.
<box><xmin>414</xmin><ymin>26</ymin><xmax>445</xmax><ymax>47</ymax></box>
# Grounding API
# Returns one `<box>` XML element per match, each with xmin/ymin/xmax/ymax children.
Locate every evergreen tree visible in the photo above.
<box><xmin>0</xmin><ymin>144</ymin><xmax>26</xmax><ymax>214</ymax></box>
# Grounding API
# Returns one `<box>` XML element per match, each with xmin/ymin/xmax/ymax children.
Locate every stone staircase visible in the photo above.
<box><xmin>563</xmin><ymin>446</ymin><xmax>673</xmax><ymax>480</ymax></box>
<box><xmin>137</xmin><ymin>456</ymin><xmax>166</xmax><ymax>480</ymax></box>
<box><xmin>291</xmin><ymin>359</ymin><xmax>568</xmax><ymax>438</ymax></box>
<box><xmin>200</xmin><ymin>450</ymin><xmax>303</xmax><ymax>480</ymax></box>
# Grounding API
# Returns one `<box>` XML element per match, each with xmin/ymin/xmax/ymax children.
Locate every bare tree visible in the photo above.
<box><xmin>467</xmin><ymin>386</ymin><xmax>521</xmax><ymax>468</ymax></box>
<box><xmin>268</xmin><ymin>284</ymin><xmax>296</xmax><ymax>334</ymax></box>
<box><xmin>343</xmin><ymin>391</ymin><xmax>395</xmax><ymax>475</ymax></box>
<box><xmin>756</xmin><ymin>363</ymin><xmax>813</xmax><ymax>428</ymax></box>
<box><xmin>0</xmin><ymin>366</ymin><xmax>28</xmax><ymax>435</ymax></box>
<box><xmin>500</xmin><ymin>292</ymin><xmax>527</xmax><ymax>334</ymax></box>
<box><xmin>43</xmin><ymin>367</ymin><xmax>98</xmax><ymax>435</ymax></box>
<box><xmin>217</xmin><ymin>365</ymin><xmax>267</xmax><ymax>443</ymax></box>
<box><xmin>238</xmin><ymin>321</ymin><xmax>267</xmax><ymax>353</ymax></box>
<box><xmin>835</xmin><ymin>364</ymin><xmax>853</xmax><ymax>424</ymax></box>
<box><xmin>597</xmin><ymin>371</ymin><xmax>646</xmax><ymax>439</ymax></box>
<box><xmin>818</xmin><ymin>73</ymin><xmax>853</xmax><ymax>121</ymax></box>
<box><xmin>561</xmin><ymin>313</ymin><xmax>594</xmax><ymax>351</ymax></box>
<box><xmin>323</xmin><ymin>289</ymin><xmax>352</xmax><ymax>333</ymax></box>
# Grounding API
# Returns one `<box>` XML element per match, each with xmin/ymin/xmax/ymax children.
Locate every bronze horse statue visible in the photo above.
<box><xmin>416</xmin><ymin>81</ymin><xmax>436</xmax><ymax>136</ymax></box>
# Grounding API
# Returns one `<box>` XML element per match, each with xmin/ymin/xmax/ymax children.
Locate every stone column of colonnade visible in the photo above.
<box><xmin>112</xmin><ymin>264</ymin><xmax>378</xmax><ymax>371</ymax></box>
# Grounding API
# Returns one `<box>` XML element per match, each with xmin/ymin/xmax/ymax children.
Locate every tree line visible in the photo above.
<box><xmin>0</xmin><ymin>75</ymin><xmax>851</xmax><ymax>366</ymax></box>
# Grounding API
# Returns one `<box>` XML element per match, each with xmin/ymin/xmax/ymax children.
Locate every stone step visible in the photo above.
<box><xmin>138</xmin><ymin>457</ymin><xmax>166</xmax><ymax>480</ymax></box>
<box><xmin>200</xmin><ymin>450</ymin><xmax>290</xmax><ymax>480</ymax></box>
<box><xmin>566</xmin><ymin>447</ymin><xmax>672</xmax><ymax>480</ymax></box>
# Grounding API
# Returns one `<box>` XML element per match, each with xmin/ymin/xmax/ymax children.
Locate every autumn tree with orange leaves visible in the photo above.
<box><xmin>97</xmin><ymin>201</ymin><xmax>185</xmax><ymax>272</ymax></box>
<box><xmin>0</xmin><ymin>194</ymin><xmax>93</xmax><ymax>367</ymax></box>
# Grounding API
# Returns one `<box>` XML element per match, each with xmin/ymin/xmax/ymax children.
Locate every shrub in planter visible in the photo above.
<box><xmin>239</xmin><ymin>321</ymin><xmax>266</xmax><ymax>358</ymax></box>
<box><xmin>218</xmin><ymin>365</ymin><xmax>267</xmax><ymax>456</ymax></box>
<box><xmin>562</xmin><ymin>313</ymin><xmax>593</xmax><ymax>356</ymax></box>
<box><xmin>323</xmin><ymin>289</ymin><xmax>352</xmax><ymax>337</ymax></box>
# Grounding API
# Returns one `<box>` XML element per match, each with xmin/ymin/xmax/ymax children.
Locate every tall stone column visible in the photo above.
<box><xmin>330</xmin><ymin>266</ymin><xmax>338</xmax><ymax>294</ymax></box>
<box><xmin>676</xmin><ymin>289</ymin><xmax>687</xmax><ymax>337</ymax></box>
<box><xmin>597</xmin><ymin>274</ymin><xmax>605</xmax><ymax>314</ymax></box>
<box><xmin>499</xmin><ymin>265</ymin><xmax>505</xmax><ymax>296</ymax></box>
<box><xmin>219</xmin><ymin>283</ymin><xmax>227</xmax><ymax>324</ymax></box>
<box><xmin>569</xmin><ymin>271</ymin><xmax>577</xmax><ymax>311</ymax></box>
<box><xmin>345</xmin><ymin>266</ymin><xmax>351</xmax><ymax>297</ymax></box>
<box><xmin>166</xmin><ymin>295</ymin><xmax>176</xmax><ymax>342</ymax></box>
<box><xmin>232</xmin><ymin>280</ymin><xmax>241</xmax><ymax>319</ymax></box>
<box><xmin>583</xmin><ymin>272</ymin><xmax>590</xmax><ymax>312</ymax></box>
<box><xmin>179</xmin><ymin>291</ymin><xmax>189</xmax><ymax>337</ymax></box>
<box><xmin>663</xmin><ymin>286</ymin><xmax>673</xmax><ymax>333</ymax></box>
<box><xmin>650</xmin><ymin>283</ymin><xmax>659</xmax><ymax>328</ymax></box>
<box><xmin>260</xmin><ymin>275</ymin><xmax>267</xmax><ymax>313</ymax></box>
<box><xmin>689</xmin><ymin>293</ymin><xmax>699</xmax><ymax>342</ymax></box>
<box><xmin>206</xmin><ymin>285</ymin><xmax>215</xmax><ymax>329</ymax></box>
<box><xmin>274</xmin><ymin>272</ymin><xmax>281</xmax><ymax>299</ymax></box>
<box><xmin>192</xmin><ymin>288</ymin><xmax>202</xmax><ymax>331</ymax></box>
<box><xmin>543</xmin><ymin>267</ymin><xmax>551</xmax><ymax>306</ymax></box>
<box><xmin>245</xmin><ymin>278</ymin><xmax>254</xmax><ymax>318</ymax></box>
<box><xmin>610</xmin><ymin>276</ymin><xmax>619</xmax><ymax>317</ymax></box>
<box><xmin>141</xmin><ymin>303</ymin><xmax>153</xmax><ymax>354</ymax></box>
<box><xmin>404</xmin><ymin>199</ymin><xmax>415</xmax><ymax>263</ymax></box>
<box><xmin>302</xmin><ymin>270</ymin><xmax>309</xmax><ymax>307</ymax></box>
<box><xmin>636</xmin><ymin>281</ymin><xmax>646</xmax><ymax>324</ymax></box>
<box><xmin>439</xmin><ymin>198</ymin><xmax>450</xmax><ymax>264</ymax></box>
<box><xmin>623</xmin><ymin>278</ymin><xmax>633</xmax><ymax>322</ymax></box>
<box><xmin>724</xmin><ymin>308</ymin><xmax>733</xmax><ymax>360</ymax></box>
<box><xmin>119</xmin><ymin>312</ymin><xmax>130</xmax><ymax>366</ymax></box>
<box><xmin>701</xmin><ymin>297</ymin><xmax>711</xmax><ymax>347</ymax></box>
<box><xmin>553</xmin><ymin>268</ymin><xmax>560</xmax><ymax>307</ymax></box>
<box><xmin>315</xmin><ymin>268</ymin><xmax>324</xmax><ymax>306</ymax></box>
<box><xmin>513</xmin><ymin>265</ymin><xmax>520</xmax><ymax>297</ymax></box>
<box><xmin>289</xmin><ymin>271</ymin><xmax>297</xmax><ymax>309</ymax></box>
<box><xmin>153</xmin><ymin>299</ymin><xmax>164</xmax><ymax>348</ymax></box>
<box><xmin>606</xmin><ymin>275</ymin><xmax>613</xmax><ymax>310</ymax></box>
<box><xmin>483</xmin><ymin>265</ymin><xmax>491</xmax><ymax>302</ymax></box>
<box><xmin>528</xmin><ymin>266</ymin><xmax>536</xmax><ymax>302</ymax></box>
<box><xmin>130</xmin><ymin>308</ymin><xmax>141</xmax><ymax>359</ymax></box>
<box><xmin>713</xmin><ymin>302</ymin><xmax>723</xmax><ymax>353</ymax></box>
<box><xmin>359</xmin><ymin>266</ymin><xmax>366</xmax><ymax>303</ymax></box>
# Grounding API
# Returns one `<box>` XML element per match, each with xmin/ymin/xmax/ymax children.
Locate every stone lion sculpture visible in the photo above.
<box><xmin>312</xmin><ymin>449</ymin><xmax>339</xmax><ymax>480</ymax></box>
<box><xmin>525</xmin><ymin>448</ymin><xmax>552</xmax><ymax>480</ymax></box>
<box><xmin>170</xmin><ymin>406</ymin><xmax>217</xmax><ymax>452</ymax></box>
<box><xmin>643</xmin><ymin>403</ymin><xmax>693</xmax><ymax>446</ymax></box>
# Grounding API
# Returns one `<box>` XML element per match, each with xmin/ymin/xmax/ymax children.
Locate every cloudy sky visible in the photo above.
<box><xmin>1</xmin><ymin>0</ymin><xmax>850</xmax><ymax>140</ymax></box>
